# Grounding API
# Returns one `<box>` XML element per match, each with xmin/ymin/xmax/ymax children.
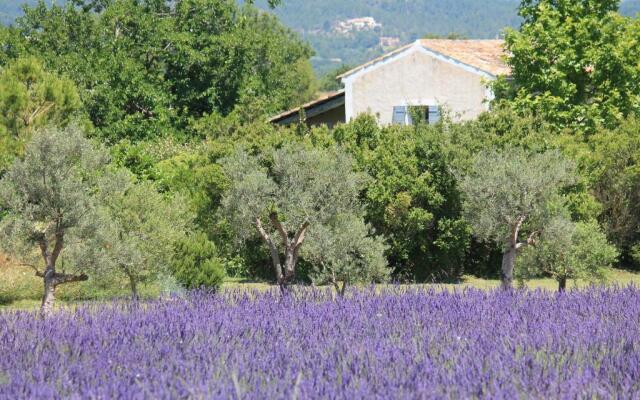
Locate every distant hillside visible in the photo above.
<box><xmin>0</xmin><ymin>1</ymin><xmax>24</xmax><ymax>26</ymax></box>
<box><xmin>251</xmin><ymin>0</ymin><xmax>640</xmax><ymax>74</ymax></box>
<box><xmin>0</xmin><ymin>0</ymin><xmax>64</xmax><ymax>25</ymax></box>
<box><xmin>2</xmin><ymin>0</ymin><xmax>640</xmax><ymax>74</ymax></box>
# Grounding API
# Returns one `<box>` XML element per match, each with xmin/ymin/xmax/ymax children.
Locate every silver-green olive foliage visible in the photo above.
<box><xmin>0</xmin><ymin>125</ymin><xmax>109</xmax><ymax>315</ymax></box>
<box><xmin>220</xmin><ymin>145</ymin><xmax>388</xmax><ymax>292</ymax></box>
<box><xmin>459</xmin><ymin>147</ymin><xmax>575</xmax><ymax>289</ymax></box>
<box><xmin>519</xmin><ymin>217</ymin><xmax>618</xmax><ymax>291</ymax></box>
<box><xmin>304</xmin><ymin>214</ymin><xmax>389</xmax><ymax>296</ymax></box>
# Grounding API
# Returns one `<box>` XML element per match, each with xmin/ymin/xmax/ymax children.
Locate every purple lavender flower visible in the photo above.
<box><xmin>0</xmin><ymin>287</ymin><xmax>639</xmax><ymax>399</ymax></box>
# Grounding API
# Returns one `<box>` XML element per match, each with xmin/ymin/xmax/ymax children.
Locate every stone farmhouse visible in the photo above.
<box><xmin>270</xmin><ymin>39</ymin><xmax>510</xmax><ymax>128</ymax></box>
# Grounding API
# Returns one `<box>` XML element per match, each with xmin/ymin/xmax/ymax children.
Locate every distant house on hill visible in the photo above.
<box><xmin>270</xmin><ymin>39</ymin><xmax>510</xmax><ymax>127</ymax></box>
<box><xmin>334</xmin><ymin>17</ymin><xmax>381</xmax><ymax>34</ymax></box>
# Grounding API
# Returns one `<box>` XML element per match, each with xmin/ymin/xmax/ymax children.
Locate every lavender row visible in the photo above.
<box><xmin>1</xmin><ymin>287</ymin><xmax>639</xmax><ymax>399</ymax></box>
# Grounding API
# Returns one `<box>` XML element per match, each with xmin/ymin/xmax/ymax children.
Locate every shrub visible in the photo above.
<box><xmin>519</xmin><ymin>218</ymin><xmax>618</xmax><ymax>291</ymax></box>
<box><xmin>171</xmin><ymin>233</ymin><xmax>225</xmax><ymax>291</ymax></box>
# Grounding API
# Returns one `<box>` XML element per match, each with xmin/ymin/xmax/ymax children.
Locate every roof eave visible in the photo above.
<box><xmin>269</xmin><ymin>90</ymin><xmax>346</xmax><ymax>124</ymax></box>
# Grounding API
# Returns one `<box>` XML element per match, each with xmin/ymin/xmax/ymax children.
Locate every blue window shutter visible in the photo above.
<box><xmin>428</xmin><ymin>106</ymin><xmax>440</xmax><ymax>125</ymax></box>
<box><xmin>392</xmin><ymin>106</ymin><xmax>407</xmax><ymax>125</ymax></box>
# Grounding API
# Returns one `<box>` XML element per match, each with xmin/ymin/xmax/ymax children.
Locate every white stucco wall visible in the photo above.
<box><xmin>344</xmin><ymin>47</ymin><xmax>494</xmax><ymax>125</ymax></box>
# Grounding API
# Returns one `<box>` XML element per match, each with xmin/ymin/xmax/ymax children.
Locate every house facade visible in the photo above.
<box><xmin>270</xmin><ymin>39</ymin><xmax>509</xmax><ymax>127</ymax></box>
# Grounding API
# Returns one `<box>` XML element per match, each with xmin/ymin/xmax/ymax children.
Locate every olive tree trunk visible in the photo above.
<box><xmin>501</xmin><ymin>216</ymin><xmax>537</xmax><ymax>290</ymax></box>
<box><xmin>41</xmin><ymin>271</ymin><xmax>57</xmax><ymax>316</ymax></box>
<box><xmin>329</xmin><ymin>270</ymin><xmax>348</xmax><ymax>297</ymax></box>
<box><xmin>127</xmin><ymin>272</ymin><xmax>139</xmax><ymax>301</ymax></box>
<box><xmin>37</xmin><ymin>231</ymin><xmax>88</xmax><ymax>316</ymax></box>
<box><xmin>255</xmin><ymin>214</ymin><xmax>309</xmax><ymax>294</ymax></box>
<box><xmin>558</xmin><ymin>277</ymin><xmax>567</xmax><ymax>292</ymax></box>
<box><xmin>500</xmin><ymin>244</ymin><xmax>517</xmax><ymax>290</ymax></box>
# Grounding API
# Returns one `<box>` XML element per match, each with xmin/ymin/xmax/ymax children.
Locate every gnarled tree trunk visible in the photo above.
<box><xmin>501</xmin><ymin>216</ymin><xmax>538</xmax><ymax>290</ymax></box>
<box><xmin>329</xmin><ymin>269</ymin><xmax>348</xmax><ymax>297</ymax></box>
<box><xmin>128</xmin><ymin>272</ymin><xmax>139</xmax><ymax>302</ymax></box>
<box><xmin>255</xmin><ymin>214</ymin><xmax>310</xmax><ymax>294</ymax></box>
<box><xmin>501</xmin><ymin>244</ymin><xmax>517</xmax><ymax>290</ymax></box>
<box><xmin>39</xmin><ymin>268</ymin><xmax>88</xmax><ymax>316</ymax></box>
<box><xmin>558</xmin><ymin>277</ymin><xmax>567</xmax><ymax>292</ymax></box>
<box><xmin>37</xmin><ymin>230</ymin><xmax>88</xmax><ymax>317</ymax></box>
<box><xmin>41</xmin><ymin>271</ymin><xmax>57</xmax><ymax>316</ymax></box>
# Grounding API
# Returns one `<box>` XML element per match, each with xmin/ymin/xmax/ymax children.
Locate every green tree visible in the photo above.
<box><xmin>171</xmin><ymin>232</ymin><xmax>225</xmax><ymax>291</ymax></box>
<box><xmin>99</xmin><ymin>171</ymin><xmax>193</xmax><ymax>300</ymax></box>
<box><xmin>580</xmin><ymin>118</ymin><xmax>640</xmax><ymax>267</ymax></box>
<box><xmin>167</xmin><ymin>2</ymin><xmax>316</xmax><ymax>122</ymax></box>
<box><xmin>305</xmin><ymin>214</ymin><xmax>388</xmax><ymax>296</ymax></box>
<box><xmin>219</xmin><ymin>144</ymin><xmax>382</xmax><ymax>292</ymax></box>
<box><xmin>334</xmin><ymin>118</ymin><xmax>471</xmax><ymax>281</ymax></box>
<box><xmin>5</xmin><ymin>0</ymin><xmax>315</xmax><ymax>143</ymax></box>
<box><xmin>519</xmin><ymin>217</ymin><xmax>618</xmax><ymax>291</ymax></box>
<box><xmin>459</xmin><ymin>147</ymin><xmax>575</xmax><ymax>289</ymax></box>
<box><xmin>0</xmin><ymin>57</ymin><xmax>82</xmax><ymax>169</ymax></box>
<box><xmin>318</xmin><ymin>64</ymin><xmax>351</xmax><ymax>92</ymax></box>
<box><xmin>500</xmin><ymin>0</ymin><xmax>640</xmax><ymax>131</ymax></box>
<box><xmin>0</xmin><ymin>125</ymin><xmax>108</xmax><ymax>316</ymax></box>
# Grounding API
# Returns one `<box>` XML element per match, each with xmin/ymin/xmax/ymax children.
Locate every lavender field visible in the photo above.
<box><xmin>1</xmin><ymin>288</ymin><xmax>640</xmax><ymax>399</ymax></box>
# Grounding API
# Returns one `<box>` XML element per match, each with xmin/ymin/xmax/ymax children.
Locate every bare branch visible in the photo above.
<box><xmin>509</xmin><ymin>215</ymin><xmax>526</xmax><ymax>245</ymax></box>
<box><xmin>293</xmin><ymin>220</ymin><xmax>310</xmax><ymax>249</ymax></box>
<box><xmin>269</xmin><ymin>212</ymin><xmax>289</xmax><ymax>246</ymax></box>
<box><xmin>255</xmin><ymin>217</ymin><xmax>271</xmax><ymax>244</ymax></box>
<box><xmin>50</xmin><ymin>229</ymin><xmax>64</xmax><ymax>266</ymax></box>
<box><xmin>38</xmin><ymin>239</ymin><xmax>50</xmax><ymax>266</ymax></box>
<box><xmin>255</xmin><ymin>217</ymin><xmax>283</xmax><ymax>281</ymax></box>
<box><xmin>516</xmin><ymin>231</ymin><xmax>539</xmax><ymax>250</ymax></box>
<box><xmin>18</xmin><ymin>263</ymin><xmax>41</xmax><ymax>274</ymax></box>
<box><xmin>26</xmin><ymin>102</ymin><xmax>55</xmax><ymax>126</ymax></box>
<box><xmin>52</xmin><ymin>272</ymin><xmax>88</xmax><ymax>285</ymax></box>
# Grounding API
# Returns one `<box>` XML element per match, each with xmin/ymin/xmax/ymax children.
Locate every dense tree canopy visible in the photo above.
<box><xmin>0</xmin><ymin>57</ymin><xmax>82</xmax><ymax>169</ymax></box>
<box><xmin>581</xmin><ymin>118</ymin><xmax>640</xmax><ymax>267</ymax></box>
<box><xmin>171</xmin><ymin>232</ymin><xmax>225</xmax><ymax>291</ymax></box>
<box><xmin>500</xmin><ymin>0</ymin><xmax>640</xmax><ymax>131</ymax></box>
<box><xmin>1</xmin><ymin>0</ymin><xmax>315</xmax><ymax>143</ymax></box>
<box><xmin>333</xmin><ymin>117</ymin><xmax>471</xmax><ymax>281</ymax></box>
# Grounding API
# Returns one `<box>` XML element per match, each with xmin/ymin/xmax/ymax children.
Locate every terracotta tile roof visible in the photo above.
<box><xmin>418</xmin><ymin>39</ymin><xmax>510</xmax><ymax>76</ymax></box>
<box><xmin>269</xmin><ymin>90</ymin><xmax>345</xmax><ymax>123</ymax></box>
<box><xmin>338</xmin><ymin>39</ymin><xmax>510</xmax><ymax>79</ymax></box>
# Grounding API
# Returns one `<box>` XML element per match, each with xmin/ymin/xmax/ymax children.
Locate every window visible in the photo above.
<box><xmin>392</xmin><ymin>105</ymin><xmax>440</xmax><ymax>125</ymax></box>
<box><xmin>392</xmin><ymin>106</ymin><xmax>407</xmax><ymax>125</ymax></box>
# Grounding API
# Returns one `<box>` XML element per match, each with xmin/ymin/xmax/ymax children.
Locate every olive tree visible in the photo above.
<box><xmin>459</xmin><ymin>147</ymin><xmax>574</xmax><ymax>289</ymax></box>
<box><xmin>305</xmin><ymin>214</ymin><xmax>389</xmax><ymax>296</ymax></box>
<box><xmin>0</xmin><ymin>126</ymin><xmax>108</xmax><ymax>315</ymax></box>
<box><xmin>220</xmin><ymin>145</ymin><xmax>386</xmax><ymax>293</ymax></box>
<box><xmin>519</xmin><ymin>218</ymin><xmax>618</xmax><ymax>292</ymax></box>
<box><xmin>99</xmin><ymin>171</ymin><xmax>193</xmax><ymax>300</ymax></box>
